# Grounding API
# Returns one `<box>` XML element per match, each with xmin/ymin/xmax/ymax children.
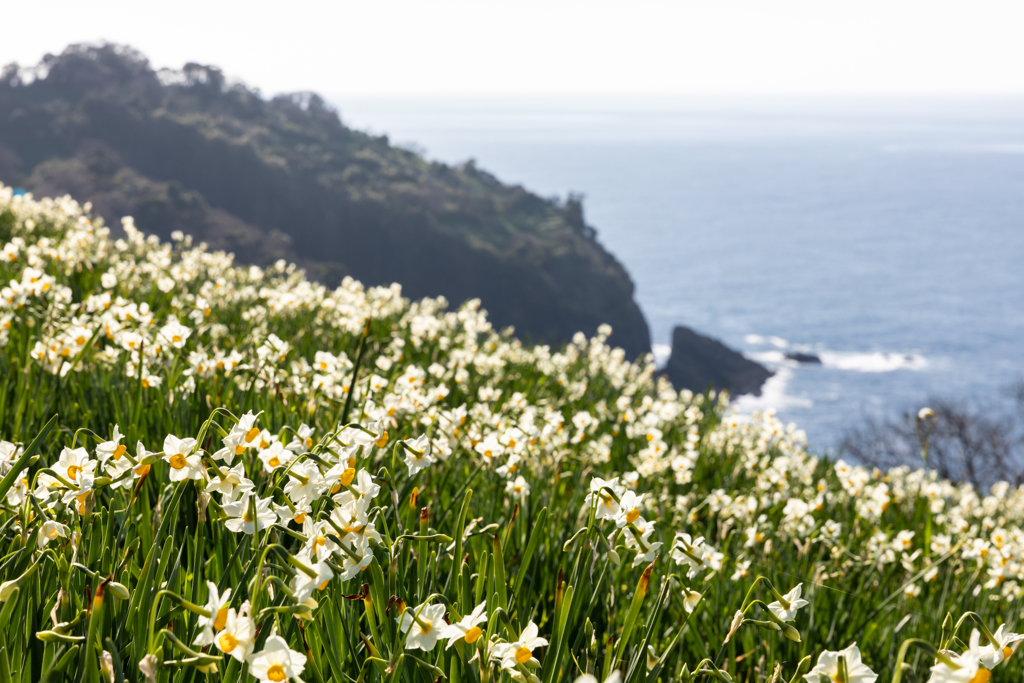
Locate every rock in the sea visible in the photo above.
<box><xmin>785</xmin><ymin>352</ymin><xmax>822</xmax><ymax>364</ymax></box>
<box><xmin>664</xmin><ymin>326</ymin><xmax>773</xmax><ymax>397</ymax></box>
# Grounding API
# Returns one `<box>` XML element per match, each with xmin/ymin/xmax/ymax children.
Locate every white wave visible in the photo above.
<box><xmin>732</xmin><ymin>367</ymin><xmax>813</xmax><ymax>412</ymax></box>
<box><xmin>744</xmin><ymin>333</ymin><xmax>765</xmax><ymax>345</ymax></box>
<box><xmin>768</xmin><ymin>336</ymin><xmax>788</xmax><ymax>348</ymax></box>
<box><xmin>818</xmin><ymin>351</ymin><xmax>926</xmax><ymax>373</ymax></box>
<box><xmin>652</xmin><ymin>343</ymin><xmax>672</xmax><ymax>368</ymax></box>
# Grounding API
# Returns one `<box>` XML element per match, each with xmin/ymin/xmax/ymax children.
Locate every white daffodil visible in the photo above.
<box><xmin>247</xmin><ymin>634</ymin><xmax>307</xmax><ymax>683</ymax></box>
<box><xmin>506</xmin><ymin>475</ymin><xmax>530</xmax><ymax>500</ymax></box>
<box><xmin>615</xmin><ymin>491</ymin><xmax>646</xmax><ymax>528</ymax></box>
<box><xmin>286</xmin><ymin>423</ymin><xmax>316</xmax><ymax>453</ymax></box>
<box><xmin>682</xmin><ymin>590</ymin><xmax>702</xmax><ymax>614</ymax></box>
<box><xmin>802</xmin><ymin>643</ymin><xmax>878</xmax><ymax>683</ymax></box>
<box><xmin>37</xmin><ymin>520</ymin><xmax>68</xmax><ymax>547</ymax></box>
<box><xmin>258</xmin><ymin>441</ymin><xmax>293</xmax><ymax>473</ymax></box>
<box><xmin>350</xmin><ymin>469</ymin><xmax>380</xmax><ymax>499</ymax></box>
<box><xmin>403</xmin><ymin>434</ymin><xmax>434</xmax><ymax>475</ymax></box>
<box><xmin>338</xmin><ymin>541</ymin><xmax>374</xmax><ymax>580</ymax></box>
<box><xmin>95</xmin><ymin>425</ymin><xmax>126</xmax><ymax>463</ymax></box>
<box><xmin>61</xmin><ymin>469</ymin><xmax>97</xmax><ymax>514</ymax></box>
<box><xmin>979</xmin><ymin>624</ymin><xmax>1024</xmax><ymax>669</ymax></box>
<box><xmin>162</xmin><ymin>434</ymin><xmax>203</xmax><ymax>481</ymax></box>
<box><xmin>768</xmin><ymin>583</ymin><xmax>809</xmax><ymax>623</ymax></box>
<box><xmin>398</xmin><ymin>602</ymin><xmax>447</xmax><ymax>651</ymax></box>
<box><xmin>214</xmin><ymin>600</ymin><xmax>256</xmax><ymax>662</ymax></box>
<box><xmin>284</xmin><ymin>459</ymin><xmax>326</xmax><ymax>503</ymax></box>
<box><xmin>440</xmin><ymin>601</ymin><xmax>488</xmax><ymax>649</ymax></box>
<box><xmin>223</xmin><ymin>495</ymin><xmax>276</xmax><ymax>534</ymax></box>
<box><xmin>493</xmin><ymin>621</ymin><xmax>549</xmax><ymax>670</ymax></box>
<box><xmin>574</xmin><ymin>673</ymin><xmax>623</xmax><ymax>683</ymax></box>
<box><xmin>929</xmin><ymin>629</ymin><xmax>987</xmax><ymax>683</ymax></box>
<box><xmin>208</xmin><ymin>462</ymin><xmax>254</xmax><ymax>503</ymax></box>
<box><xmin>274</xmin><ymin>498</ymin><xmax>312</xmax><ymax>527</ymax></box>
<box><xmin>56</xmin><ymin>446</ymin><xmax>96</xmax><ymax>484</ymax></box>
<box><xmin>474</xmin><ymin>434</ymin><xmax>504</xmax><ymax>463</ymax></box>
<box><xmin>291</xmin><ymin>551</ymin><xmax>335</xmax><ymax>603</ymax></box>
<box><xmin>157</xmin><ymin>316</ymin><xmax>191</xmax><ymax>349</ymax></box>
<box><xmin>195</xmin><ymin>582</ymin><xmax>233</xmax><ymax>646</ymax></box>
<box><xmin>583</xmin><ymin>477</ymin><xmax>621</xmax><ymax>520</ymax></box>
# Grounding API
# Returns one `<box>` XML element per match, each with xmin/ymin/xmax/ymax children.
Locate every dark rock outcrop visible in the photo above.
<box><xmin>785</xmin><ymin>352</ymin><xmax>822</xmax><ymax>364</ymax></box>
<box><xmin>664</xmin><ymin>326</ymin><xmax>773</xmax><ymax>397</ymax></box>
<box><xmin>0</xmin><ymin>44</ymin><xmax>651</xmax><ymax>358</ymax></box>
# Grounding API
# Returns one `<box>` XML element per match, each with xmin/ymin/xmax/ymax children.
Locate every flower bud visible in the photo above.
<box><xmin>782</xmin><ymin>624</ymin><xmax>801</xmax><ymax>643</ymax></box>
<box><xmin>0</xmin><ymin>580</ymin><xmax>18</xmax><ymax>601</ymax></box>
<box><xmin>107</xmin><ymin>582</ymin><xmax>130</xmax><ymax>600</ymax></box>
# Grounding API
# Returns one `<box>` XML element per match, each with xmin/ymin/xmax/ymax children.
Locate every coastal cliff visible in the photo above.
<box><xmin>0</xmin><ymin>44</ymin><xmax>651</xmax><ymax>358</ymax></box>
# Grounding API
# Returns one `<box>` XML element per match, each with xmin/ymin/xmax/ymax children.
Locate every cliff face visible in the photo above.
<box><xmin>664</xmin><ymin>326</ymin><xmax>773</xmax><ymax>397</ymax></box>
<box><xmin>0</xmin><ymin>44</ymin><xmax>651</xmax><ymax>358</ymax></box>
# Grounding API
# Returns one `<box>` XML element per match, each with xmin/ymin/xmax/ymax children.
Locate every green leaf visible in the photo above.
<box><xmin>0</xmin><ymin>413</ymin><xmax>58</xmax><ymax>503</ymax></box>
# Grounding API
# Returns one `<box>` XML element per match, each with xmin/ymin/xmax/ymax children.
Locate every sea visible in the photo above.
<box><xmin>335</xmin><ymin>96</ymin><xmax>1024</xmax><ymax>454</ymax></box>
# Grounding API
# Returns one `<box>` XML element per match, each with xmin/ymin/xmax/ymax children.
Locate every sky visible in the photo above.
<box><xmin>2</xmin><ymin>1</ymin><xmax>1024</xmax><ymax>97</ymax></box>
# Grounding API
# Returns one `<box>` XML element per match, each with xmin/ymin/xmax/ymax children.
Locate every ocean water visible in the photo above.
<box><xmin>335</xmin><ymin>96</ymin><xmax>1024</xmax><ymax>452</ymax></box>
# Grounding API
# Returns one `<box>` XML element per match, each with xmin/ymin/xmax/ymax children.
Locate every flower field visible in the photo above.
<box><xmin>0</xmin><ymin>183</ymin><xmax>1021</xmax><ymax>682</ymax></box>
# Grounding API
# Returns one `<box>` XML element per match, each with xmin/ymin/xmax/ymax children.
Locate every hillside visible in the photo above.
<box><xmin>0</xmin><ymin>43</ymin><xmax>650</xmax><ymax>358</ymax></box>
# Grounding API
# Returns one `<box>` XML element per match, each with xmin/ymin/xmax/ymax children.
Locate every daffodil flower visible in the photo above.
<box><xmin>214</xmin><ymin>600</ymin><xmax>256</xmax><ymax>662</ymax></box>
<box><xmin>440</xmin><ymin>601</ymin><xmax>488</xmax><ymax>649</ymax></box>
<box><xmin>403</xmin><ymin>434</ymin><xmax>434</xmax><ymax>475</ymax></box>
<box><xmin>162</xmin><ymin>434</ymin><xmax>203</xmax><ymax>481</ymax></box>
<box><xmin>493</xmin><ymin>621</ymin><xmax>548</xmax><ymax>670</ymax></box>
<box><xmin>247</xmin><ymin>634</ymin><xmax>306</xmax><ymax>683</ymax></box>
<box><xmin>398</xmin><ymin>602</ymin><xmax>447</xmax><ymax>651</ymax></box>
<box><xmin>767</xmin><ymin>584</ymin><xmax>809</xmax><ymax>623</ymax></box>
<box><xmin>195</xmin><ymin>581</ymin><xmax>233</xmax><ymax>646</ymax></box>
<box><xmin>802</xmin><ymin>643</ymin><xmax>877</xmax><ymax>683</ymax></box>
<box><xmin>95</xmin><ymin>425</ymin><xmax>126</xmax><ymax>463</ymax></box>
<box><xmin>979</xmin><ymin>624</ymin><xmax>1024</xmax><ymax>668</ymax></box>
<box><xmin>223</xmin><ymin>495</ymin><xmax>276</xmax><ymax>534</ymax></box>
<box><xmin>928</xmin><ymin>629</ymin><xmax>988</xmax><ymax>683</ymax></box>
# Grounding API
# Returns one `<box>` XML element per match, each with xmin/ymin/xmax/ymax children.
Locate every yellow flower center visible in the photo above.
<box><xmin>171</xmin><ymin>335</ymin><xmax>181</xmax><ymax>343</ymax></box>
<box><xmin>316</xmin><ymin>536</ymin><xmax>327</xmax><ymax>547</ymax></box>
<box><xmin>214</xmin><ymin>607</ymin><xmax>229</xmax><ymax>631</ymax></box>
<box><xmin>268</xmin><ymin>456</ymin><xmax>280</xmax><ymax>468</ymax></box>
<box><xmin>375</xmin><ymin>432</ymin><xmax>389</xmax><ymax>448</ymax></box>
<box><xmin>294</xmin><ymin>513</ymin><xmax>307</xmax><ymax>524</ymax></box>
<box><xmin>75</xmin><ymin>336</ymin><xmax>86</xmax><ymax>345</ymax></box>
<box><xmin>305</xmin><ymin>437</ymin><xmax>313</xmax><ymax>449</ymax></box>
<box><xmin>515</xmin><ymin>646</ymin><xmax>533</xmax><ymax>663</ymax></box>
<box><xmin>235</xmin><ymin>445</ymin><xmax>246</xmax><ymax>456</ymax></box>
<box><xmin>260</xmin><ymin>439</ymin><xmax>270</xmax><ymax>449</ymax></box>
<box><xmin>135</xmin><ymin>464</ymin><xmax>151</xmax><ymax>477</ymax></box>
<box><xmin>141</xmin><ymin>378</ymin><xmax>150</xmax><ymax>388</ymax></box>
<box><xmin>67</xmin><ymin>465</ymin><xmax>81</xmax><ymax>481</ymax></box>
<box><xmin>113</xmin><ymin>444</ymin><xmax>126</xmax><ymax>460</ymax></box>
<box><xmin>626</xmin><ymin>509</ymin><xmax>640</xmax><ymax>524</ymax></box>
<box><xmin>465</xmin><ymin>626</ymin><xmax>482</xmax><ymax>644</ymax></box>
<box><xmin>169</xmin><ymin>454</ymin><xmax>187</xmax><ymax>469</ymax></box>
<box><xmin>508</xmin><ymin>439</ymin><xmax>516</xmax><ymax>448</ymax></box>
<box><xmin>245</xmin><ymin>427</ymin><xmax>260</xmax><ymax>443</ymax></box>
<box><xmin>267</xmin><ymin>664</ymin><xmax>287</xmax><ymax>682</ymax></box>
<box><xmin>968</xmin><ymin>669</ymin><xmax>991</xmax><ymax>683</ymax></box>
<box><xmin>340</xmin><ymin>468</ymin><xmax>356</xmax><ymax>486</ymax></box>
<box><xmin>1002</xmin><ymin>646</ymin><xmax>1014</xmax><ymax>660</ymax></box>
<box><xmin>243</xmin><ymin>511</ymin><xmax>255</xmax><ymax>523</ymax></box>
<box><xmin>318</xmin><ymin>579</ymin><xmax>330</xmax><ymax>591</ymax></box>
